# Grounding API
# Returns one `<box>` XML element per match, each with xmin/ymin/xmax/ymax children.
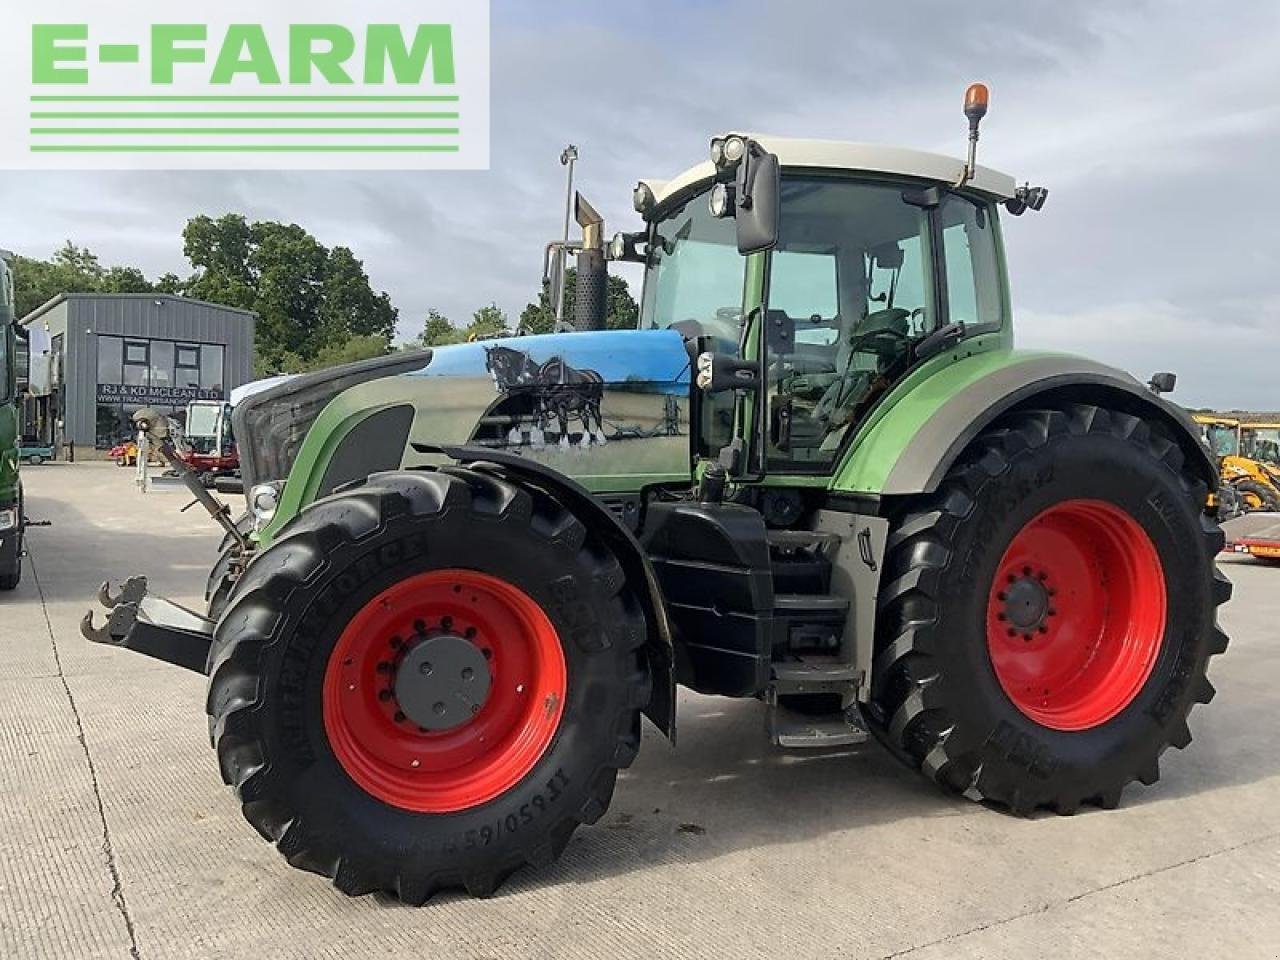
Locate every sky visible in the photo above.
<box><xmin>2</xmin><ymin>0</ymin><xmax>1277</xmax><ymax>409</ymax></box>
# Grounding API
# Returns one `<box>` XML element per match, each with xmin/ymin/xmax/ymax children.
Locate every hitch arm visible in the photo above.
<box><xmin>81</xmin><ymin>577</ymin><xmax>214</xmax><ymax>674</ymax></box>
<box><xmin>155</xmin><ymin>439</ymin><xmax>249</xmax><ymax>553</ymax></box>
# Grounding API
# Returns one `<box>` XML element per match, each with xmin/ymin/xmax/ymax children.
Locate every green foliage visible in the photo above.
<box><xmin>419</xmin><ymin>308</ymin><xmax>465</xmax><ymax>347</ymax></box>
<box><xmin>519</xmin><ymin>268</ymin><xmax>639</xmax><ymax>335</ymax></box>
<box><xmin>183</xmin><ymin>214</ymin><xmax>399</xmax><ymax>373</ymax></box>
<box><xmin>468</xmin><ymin>302</ymin><xmax>509</xmax><ymax>340</ymax></box>
<box><xmin>274</xmin><ymin>334</ymin><xmax>392</xmax><ymax>375</ymax></box>
<box><xmin>10</xmin><ymin>242</ymin><xmax>167</xmax><ymax>317</ymax></box>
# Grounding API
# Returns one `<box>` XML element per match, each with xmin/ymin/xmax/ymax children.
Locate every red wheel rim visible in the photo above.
<box><xmin>322</xmin><ymin>570</ymin><xmax>566</xmax><ymax>813</ymax></box>
<box><xmin>985</xmin><ymin>499</ymin><xmax>1166</xmax><ymax>731</ymax></box>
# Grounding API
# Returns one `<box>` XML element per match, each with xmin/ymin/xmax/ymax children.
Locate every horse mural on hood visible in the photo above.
<box><xmin>484</xmin><ymin>344</ymin><xmax>607</xmax><ymax>449</ymax></box>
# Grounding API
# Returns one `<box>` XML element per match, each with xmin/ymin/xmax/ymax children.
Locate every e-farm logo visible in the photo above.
<box><xmin>0</xmin><ymin>1</ymin><xmax>490</xmax><ymax>170</ymax></box>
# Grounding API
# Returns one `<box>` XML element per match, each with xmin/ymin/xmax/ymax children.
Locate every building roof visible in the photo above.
<box><xmin>20</xmin><ymin>292</ymin><xmax>258</xmax><ymax>326</ymax></box>
<box><xmin>642</xmin><ymin>135</ymin><xmax>1019</xmax><ymax>210</ymax></box>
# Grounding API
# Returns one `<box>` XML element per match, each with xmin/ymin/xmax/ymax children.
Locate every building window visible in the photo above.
<box><xmin>150</xmin><ymin>340</ymin><xmax>174</xmax><ymax>387</ymax></box>
<box><xmin>175</xmin><ymin>343</ymin><xmax>201</xmax><ymax>389</ymax></box>
<box><xmin>98</xmin><ymin>335</ymin><xmax>123</xmax><ymax>385</ymax></box>
<box><xmin>124</xmin><ymin>340</ymin><xmax>149</xmax><ymax>365</ymax></box>
<box><xmin>200</xmin><ymin>344</ymin><xmax>225</xmax><ymax>392</ymax></box>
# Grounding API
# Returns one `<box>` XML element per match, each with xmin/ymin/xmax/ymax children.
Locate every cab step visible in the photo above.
<box><xmin>768</xmin><ymin>698</ymin><xmax>869</xmax><ymax>749</ymax></box>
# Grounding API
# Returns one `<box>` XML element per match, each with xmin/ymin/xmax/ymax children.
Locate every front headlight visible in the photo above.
<box><xmin>249</xmin><ymin>483</ymin><xmax>282</xmax><ymax>529</ymax></box>
<box><xmin>0</xmin><ymin>508</ymin><xmax>18</xmax><ymax>532</ymax></box>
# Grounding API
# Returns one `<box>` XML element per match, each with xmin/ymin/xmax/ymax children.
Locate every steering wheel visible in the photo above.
<box><xmin>847</xmin><ymin>325</ymin><xmax>911</xmax><ymax>360</ymax></box>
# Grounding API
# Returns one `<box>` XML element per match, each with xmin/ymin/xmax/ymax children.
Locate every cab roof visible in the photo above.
<box><xmin>641</xmin><ymin>135</ymin><xmax>1018</xmax><ymax>211</ymax></box>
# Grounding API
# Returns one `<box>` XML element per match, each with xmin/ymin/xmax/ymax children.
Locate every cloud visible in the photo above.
<box><xmin>0</xmin><ymin>0</ymin><xmax>1276</xmax><ymax>406</ymax></box>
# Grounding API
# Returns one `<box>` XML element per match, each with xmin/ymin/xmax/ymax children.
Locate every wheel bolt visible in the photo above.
<box><xmin>462</xmin><ymin>667</ymin><xmax>474</xmax><ymax>681</ymax></box>
<box><xmin>998</xmin><ymin>592</ymin><xmax>1007</xmax><ymax>602</ymax></box>
<box><xmin>441</xmin><ymin>616</ymin><xmax>453</xmax><ymax>631</ymax></box>
<box><xmin>433</xmin><ymin>702</ymin><xmax>446</xmax><ymax>716</ymax></box>
<box><xmin>482</xmin><ymin>648</ymin><xmax>492</xmax><ymax>660</ymax></box>
<box><xmin>471</xmin><ymin>704</ymin><xmax>480</xmax><ymax>714</ymax></box>
<box><xmin>378</xmin><ymin>690</ymin><xmax>392</xmax><ymax>702</ymax></box>
<box><xmin>997</xmin><ymin>612</ymin><xmax>1007</xmax><ymax>622</ymax></box>
<box><xmin>1048</xmin><ymin>608</ymin><xmax>1057</xmax><ymax>617</ymax></box>
<box><xmin>389</xmin><ymin>636</ymin><xmax>402</xmax><ymax>649</ymax></box>
<box><xmin>376</xmin><ymin>662</ymin><xmax>392</xmax><ymax>674</ymax></box>
<box><xmin>413</xmin><ymin>619</ymin><xmax>426</xmax><ymax>634</ymax></box>
<box><xmin>465</xmin><ymin>627</ymin><xmax>478</xmax><ymax>639</ymax></box>
<box><xmin>1022</xmin><ymin>633</ymin><xmax>1033</xmax><ymax>642</ymax></box>
<box><xmin>394</xmin><ymin>711</ymin><xmax>406</xmax><ymax>723</ymax></box>
<box><xmin>419</xmin><ymin>661</ymin><xmax>433</xmax><ymax>676</ymax></box>
<box><xmin>1022</xmin><ymin>566</ymin><xmax>1032</xmax><ymax>576</ymax></box>
<box><xmin>1039</xmin><ymin>625</ymin><xmax>1049</xmax><ymax>634</ymax></box>
<box><xmin>1037</xmin><ymin>571</ymin><xmax>1048</xmax><ymax>581</ymax></box>
<box><xmin>1007</xmin><ymin>628</ymin><xmax>1017</xmax><ymax>637</ymax></box>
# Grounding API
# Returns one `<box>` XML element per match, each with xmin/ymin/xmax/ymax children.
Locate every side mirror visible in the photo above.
<box><xmin>735</xmin><ymin>145</ymin><xmax>780</xmax><ymax>255</ymax></box>
<box><xmin>1147</xmin><ymin>371</ymin><xmax>1177</xmax><ymax>395</ymax></box>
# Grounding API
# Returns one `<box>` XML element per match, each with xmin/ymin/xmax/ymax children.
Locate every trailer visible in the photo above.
<box><xmin>1221</xmin><ymin>512</ymin><xmax>1280</xmax><ymax>561</ymax></box>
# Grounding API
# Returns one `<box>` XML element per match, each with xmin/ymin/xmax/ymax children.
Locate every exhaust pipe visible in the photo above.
<box><xmin>572</xmin><ymin>192</ymin><xmax>607</xmax><ymax>332</ymax></box>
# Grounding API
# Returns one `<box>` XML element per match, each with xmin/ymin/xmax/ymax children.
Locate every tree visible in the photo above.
<box><xmin>419</xmin><ymin>308</ymin><xmax>465</xmax><ymax>347</ymax></box>
<box><xmin>101</xmin><ymin>266</ymin><xmax>155</xmax><ymax>294</ymax></box>
<box><xmin>466</xmin><ymin>303</ymin><xmax>509</xmax><ymax>341</ymax></box>
<box><xmin>183</xmin><ymin>214</ymin><xmax>257</xmax><ymax>312</ymax></box>
<box><xmin>182</xmin><ymin>215</ymin><xmax>400</xmax><ymax>373</ymax></box>
<box><xmin>11</xmin><ymin>242</ymin><xmax>107</xmax><ymax>317</ymax></box>
<box><xmin>278</xmin><ymin>334</ymin><xmax>392</xmax><ymax>374</ymax></box>
<box><xmin>519</xmin><ymin>267</ymin><xmax>639</xmax><ymax>335</ymax></box>
<box><xmin>321</xmin><ymin>247</ymin><xmax>398</xmax><ymax>343</ymax></box>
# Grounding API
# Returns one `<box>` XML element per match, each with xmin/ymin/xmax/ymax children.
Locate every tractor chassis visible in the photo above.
<box><xmin>81</xmin><ymin>576</ymin><xmax>213</xmax><ymax>674</ymax></box>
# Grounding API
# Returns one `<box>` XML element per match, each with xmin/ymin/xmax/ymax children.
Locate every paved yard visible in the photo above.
<box><xmin>2</xmin><ymin>462</ymin><xmax>1278</xmax><ymax>959</ymax></box>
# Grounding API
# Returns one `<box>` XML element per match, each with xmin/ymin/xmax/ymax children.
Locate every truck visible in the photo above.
<box><xmin>0</xmin><ymin>251</ymin><xmax>24</xmax><ymax>590</ymax></box>
<box><xmin>82</xmin><ymin>86</ymin><xmax>1231</xmax><ymax>904</ymax></box>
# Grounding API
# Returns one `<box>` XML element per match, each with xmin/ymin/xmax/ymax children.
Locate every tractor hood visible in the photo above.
<box><xmin>237</xmin><ymin>328</ymin><xmax>694</xmax><ymax>499</ymax></box>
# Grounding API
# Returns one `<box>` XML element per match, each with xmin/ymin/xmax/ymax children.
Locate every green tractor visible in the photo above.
<box><xmin>83</xmin><ymin>87</ymin><xmax>1231</xmax><ymax>903</ymax></box>
<box><xmin>0</xmin><ymin>251</ymin><xmax>24</xmax><ymax>591</ymax></box>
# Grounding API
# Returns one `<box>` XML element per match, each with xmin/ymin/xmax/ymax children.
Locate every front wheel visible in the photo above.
<box><xmin>207</xmin><ymin>469</ymin><xmax>649</xmax><ymax>902</ymax></box>
<box><xmin>864</xmin><ymin>405</ymin><xmax>1230</xmax><ymax>814</ymax></box>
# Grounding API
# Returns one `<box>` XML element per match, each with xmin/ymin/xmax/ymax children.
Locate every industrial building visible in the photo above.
<box><xmin>20</xmin><ymin>294</ymin><xmax>256</xmax><ymax>454</ymax></box>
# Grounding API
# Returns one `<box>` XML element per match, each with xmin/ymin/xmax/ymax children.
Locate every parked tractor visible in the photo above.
<box><xmin>1195</xmin><ymin>414</ymin><xmax>1280</xmax><ymax>512</ymax></box>
<box><xmin>0</xmin><ymin>250</ymin><xmax>23</xmax><ymax>590</ymax></box>
<box><xmin>83</xmin><ymin>86</ymin><xmax>1231</xmax><ymax>903</ymax></box>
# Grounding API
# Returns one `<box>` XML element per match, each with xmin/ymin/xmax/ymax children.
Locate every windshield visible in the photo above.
<box><xmin>1205</xmin><ymin>423</ymin><xmax>1239</xmax><ymax>458</ymax></box>
<box><xmin>640</xmin><ymin>189</ymin><xmax>744</xmax><ymax>344</ymax></box>
<box><xmin>186</xmin><ymin>403</ymin><xmax>221</xmax><ymax>439</ymax></box>
<box><xmin>1245</xmin><ymin>427</ymin><xmax>1280</xmax><ymax>463</ymax></box>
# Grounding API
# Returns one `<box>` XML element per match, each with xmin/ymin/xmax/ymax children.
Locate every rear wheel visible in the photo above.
<box><xmin>1235</xmin><ymin>478</ymin><xmax>1280</xmax><ymax>513</ymax></box>
<box><xmin>864</xmin><ymin>405</ymin><xmax>1230</xmax><ymax>814</ymax></box>
<box><xmin>207</xmin><ymin>468</ymin><xmax>648</xmax><ymax>902</ymax></box>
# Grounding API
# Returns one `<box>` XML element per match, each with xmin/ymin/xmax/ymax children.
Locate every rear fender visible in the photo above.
<box><xmin>833</xmin><ymin>351</ymin><xmax>1217</xmax><ymax>496</ymax></box>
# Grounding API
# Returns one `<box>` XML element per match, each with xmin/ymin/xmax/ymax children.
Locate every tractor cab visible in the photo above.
<box><xmin>630</xmin><ymin>135</ymin><xmax>1026</xmax><ymax>479</ymax></box>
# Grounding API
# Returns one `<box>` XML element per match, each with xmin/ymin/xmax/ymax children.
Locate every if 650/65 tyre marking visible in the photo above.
<box><xmin>451</xmin><ymin>769</ymin><xmax>571</xmax><ymax>852</ymax></box>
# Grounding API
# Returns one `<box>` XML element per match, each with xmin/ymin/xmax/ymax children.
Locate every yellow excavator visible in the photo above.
<box><xmin>1195</xmin><ymin>415</ymin><xmax>1280</xmax><ymax>512</ymax></box>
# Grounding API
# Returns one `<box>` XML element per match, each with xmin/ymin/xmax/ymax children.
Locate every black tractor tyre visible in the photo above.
<box><xmin>1234</xmin><ymin>478</ymin><xmax>1280</xmax><ymax>513</ymax></box>
<box><xmin>862</xmin><ymin>405</ymin><xmax>1231</xmax><ymax>815</ymax></box>
<box><xmin>205</xmin><ymin>511</ymin><xmax>253</xmax><ymax>620</ymax></box>
<box><xmin>0</xmin><ymin>558</ymin><xmax>20</xmax><ymax>592</ymax></box>
<box><xmin>206</xmin><ymin>468</ymin><xmax>649</xmax><ymax>903</ymax></box>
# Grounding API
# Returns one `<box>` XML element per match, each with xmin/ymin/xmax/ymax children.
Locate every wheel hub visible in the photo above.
<box><xmin>1001</xmin><ymin>575</ymin><xmax>1051</xmax><ymax>632</ymax></box>
<box><xmin>394</xmin><ymin>634</ymin><xmax>492</xmax><ymax>731</ymax></box>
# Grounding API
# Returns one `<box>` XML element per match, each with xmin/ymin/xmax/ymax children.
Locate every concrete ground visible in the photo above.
<box><xmin>2</xmin><ymin>461</ymin><xmax>1278</xmax><ymax>960</ymax></box>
